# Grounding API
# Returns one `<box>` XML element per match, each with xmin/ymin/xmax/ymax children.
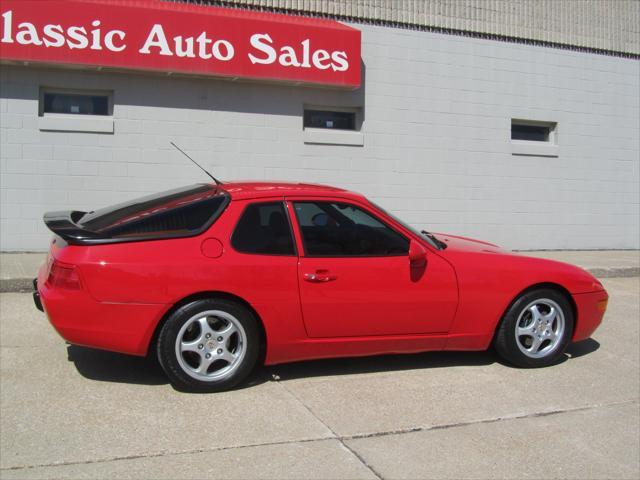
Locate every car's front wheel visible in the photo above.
<box><xmin>494</xmin><ymin>288</ymin><xmax>574</xmax><ymax>368</ymax></box>
<box><xmin>157</xmin><ymin>298</ymin><xmax>260</xmax><ymax>392</ymax></box>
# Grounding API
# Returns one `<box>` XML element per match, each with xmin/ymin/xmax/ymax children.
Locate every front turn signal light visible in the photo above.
<box><xmin>47</xmin><ymin>261</ymin><xmax>81</xmax><ymax>290</ymax></box>
<box><xmin>597</xmin><ymin>298</ymin><xmax>608</xmax><ymax>313</ymax></box>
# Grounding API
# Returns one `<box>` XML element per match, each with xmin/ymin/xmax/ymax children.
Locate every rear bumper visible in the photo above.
<box><xmin>33</xmin><ymin>278</ymin><xmax>44</xmax><ymax>312</ymax></box>
<box><xmin>36</xmin><ymin>266</ymin><xmax>169</xmax><ymax>356</ymax></box>
<box><xmin>572</xmin><ymin>289</ymin><xmax>609</xmax><ymax>342</ymax></box>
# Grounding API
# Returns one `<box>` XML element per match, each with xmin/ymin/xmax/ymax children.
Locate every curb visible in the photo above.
<box><xmin>1</xmin><ymin>267</ymin><xmax>638</xmax><ymax>293</ymax></box>
<box><xmin>587</xmin><ymin>267</ymin><xmax>640</xmax><ymax>279</ymax></box>
<box><xmin>1</xmin><ymin>278</ymin><xmax>34</xmax><ymax>293</ymax></box>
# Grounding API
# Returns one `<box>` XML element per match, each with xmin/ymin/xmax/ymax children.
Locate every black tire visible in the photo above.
<box><xmin>494</xmin><ymin>288</ymin><xmax>574</xmax><ymax>368</ymax></box>
<box><xmin>157</xmin><ymin>298</ymin><xmax>260</xmax><ymax>392</ymax></box>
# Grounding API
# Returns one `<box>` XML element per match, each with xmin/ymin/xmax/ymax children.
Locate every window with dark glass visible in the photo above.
<box><xmin>293</xmin><ymin>201</ymin><xmax>409</xmax><ymax>257</ymax></box>
<box><xmin>43</xmin><ymin>91</ymin><xmax>110</xmax><ymax>116</ymax></box>
<box><xmin>78</xmin><ymin>184</ymin><xmax>227</xmax><ymax>239</ymax></box>
<box><xmin>231</xmin><ymin>202</ymin><xmax>295</xmax><ymax>255</ymax></box>
<box><xmin>303</xmin><ymin>109</ymin><xmax>356</xmax><ymax>130</ymax></box>
<box><xmin>511</xmin><ymin>121</ymin><xmax>555</xmax><ymax>142</ymax></box>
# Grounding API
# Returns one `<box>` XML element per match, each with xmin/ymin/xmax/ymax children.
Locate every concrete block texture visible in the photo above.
<box><xmin>214</xmin><ymin>0</ymin><xmax>640</xmax><ymax>55</ymax></box>
<box><xmin>0</xmin><ymin>23</ymin><xmax>638</xmax><ymax>251</ymax></box>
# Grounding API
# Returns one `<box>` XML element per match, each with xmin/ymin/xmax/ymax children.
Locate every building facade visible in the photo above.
<box><xmin>1</xmin><ymin>0</ymin><xmax>639</xmax><ymax>251</ymax></box>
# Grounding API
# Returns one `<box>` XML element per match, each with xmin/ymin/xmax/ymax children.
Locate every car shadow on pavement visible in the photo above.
<box><xmin>264</xmin><ymin>349</ymin><xmax>499</xmax><ymax>382</ymax></box>
<box><xmin>565</xmin><ymin>338</ymin><xmax>601</xmax><ymax>358</ymax></box>
<box><xmin>66</xmin><ymin>339</ymin><xmax>601</xmax><ymax>389</ymax></box>
<box><xmin>67</xmin><ymin>345</ymin><xmax>168</xmax><ymax>386</ymax></box>
<box><xmin>263</xmin><ymin>338</ymin><xmax>601</xmax><ymax>383</ymax></box>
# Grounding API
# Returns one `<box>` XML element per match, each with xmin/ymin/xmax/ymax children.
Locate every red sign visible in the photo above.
<box><xmin>0</xmin><ymin>0</ymin><xmax>361</xmax><ymax>88</ymax></box>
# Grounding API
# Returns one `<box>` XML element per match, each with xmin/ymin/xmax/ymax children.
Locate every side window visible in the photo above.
<box><xmin>231</xmin><ymin>202</ymin><xmax>295</xmax><ymax>256</ymax></box>
<box><xmin>293</xmin><ymin>201</ymin><xmax>409</xmax><ymax>257</ymax></box>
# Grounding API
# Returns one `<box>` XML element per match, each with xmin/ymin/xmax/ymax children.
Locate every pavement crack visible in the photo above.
<box><xmin>338</xmin><ymin>440</ymin><xmax>385</xmax><ymax>480</ymax></box>
<box><xmin>341</xmin><ymin>398</ymin><xmax>639</xmax><ymax>442</ymax></box>
<box><xmin>273</xmin><ymin>378</ymin><xmax>385</xmax><ymax>480</ymax></box>
<box><xmin>2</xmin><ymin>398</ymin><xmax>636</xmax><ymax>473</ymax></box>
<box><xmin>0</xmin><ymin>437</ymin><xmax>328</xmax><ymax>473</ymax></box>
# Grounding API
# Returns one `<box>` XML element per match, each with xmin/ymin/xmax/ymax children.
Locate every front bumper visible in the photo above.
<box><xmin>572</xmin><ymin>289</ymin><xmax>609</xmax><ymax>342</ymax></box>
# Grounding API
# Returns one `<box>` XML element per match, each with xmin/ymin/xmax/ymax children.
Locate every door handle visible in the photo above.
<box><xmin>303</xmin><ymin>270</ymin><xmax>337</xmax><ymax>283</ymax></box>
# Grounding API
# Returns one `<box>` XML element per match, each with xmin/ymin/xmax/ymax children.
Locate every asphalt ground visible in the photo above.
<box><xmin>0</xmin><ymin>277</ymin><xmax>638</xmax><ymax>479</ymax></box>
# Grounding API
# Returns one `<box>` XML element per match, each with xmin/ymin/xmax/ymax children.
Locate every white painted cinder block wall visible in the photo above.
<box><xmin>1</xmin><ymin>24</ymin><xmax>639</xmax><ymax>251</ymax></box>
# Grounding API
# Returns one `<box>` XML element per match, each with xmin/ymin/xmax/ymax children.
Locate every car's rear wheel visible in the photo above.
<box><xmin>157</xmin><ymin>298</ymin><xmax>260</xmax><ymax>392</ymax></box>
<box><xmin>494</xmin><ymin>288</ymin><xmax>574</xmax><ymax>368</ymax></box>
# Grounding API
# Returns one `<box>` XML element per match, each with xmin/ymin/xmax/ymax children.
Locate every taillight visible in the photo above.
<box><xmin>47</xmin><ymin>261</ymin><xmax>81</xmax><ymax>290</ymax></box>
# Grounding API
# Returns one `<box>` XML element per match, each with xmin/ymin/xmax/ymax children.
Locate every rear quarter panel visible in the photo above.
<box><xmin>49</xmin><ymin>198</ymin><xmax>305</xmax><ymax>356</ymax></box>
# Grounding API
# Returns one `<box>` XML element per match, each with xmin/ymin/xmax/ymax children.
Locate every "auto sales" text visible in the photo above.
<box><xmin>0</xmin><ymin>11</ymin><xmax>350</xmax><ymax>72</ymax></box>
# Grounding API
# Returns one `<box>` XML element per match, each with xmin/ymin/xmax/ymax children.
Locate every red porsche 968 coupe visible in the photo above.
<box><xmin>34</xmin><ymin>181</ymin><xmax>608</xmax><ymax>391</ymax></box>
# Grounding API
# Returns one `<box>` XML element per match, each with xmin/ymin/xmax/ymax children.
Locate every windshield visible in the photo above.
<box><xmin>369</xmin><ymin>200</ymin><xmax>440</xmax><ymax>250</ymax></box>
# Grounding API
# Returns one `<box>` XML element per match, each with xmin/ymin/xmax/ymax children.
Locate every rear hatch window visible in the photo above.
<box><xmin>79</xmin><ymin>184</ymin><xmax>228</xmax><ymax>240</ymax></box>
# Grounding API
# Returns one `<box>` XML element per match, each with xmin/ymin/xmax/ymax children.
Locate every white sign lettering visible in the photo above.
<box><xmin>0</xmin><ymin>10</ymin><xmax>350</xmax><ymax>72</ymax></box>
<box><xmin>2</xmin><ymin>10</ymin><xmax>126</xmax><ymax>52</ymax></box>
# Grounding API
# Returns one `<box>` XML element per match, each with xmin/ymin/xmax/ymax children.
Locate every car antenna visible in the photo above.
<box><xmin>170</xmin><ymin>141</ymin><xmax>223</xmax><ymax>185</ymax></box>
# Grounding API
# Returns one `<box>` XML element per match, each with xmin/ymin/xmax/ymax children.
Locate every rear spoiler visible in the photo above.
<box><xmin>43</xmin><ymin>184</ymin><xmax>229</xmax><ymax>246</ymax></box>
<box><xmin>43</xmin><ymin>211</ymin><xmax>101</xmax><ymax>245</ymax></box>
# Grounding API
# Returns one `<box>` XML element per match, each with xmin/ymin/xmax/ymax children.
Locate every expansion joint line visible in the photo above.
<box><xmin>274</xmin><ymin>378</ymin><xmax>385</xmax><ymax>480</ymax></box>
<box><xmin>2</xmin><ymin>397</ymin><xmax>636</xmax><ymax>473</ymax></box>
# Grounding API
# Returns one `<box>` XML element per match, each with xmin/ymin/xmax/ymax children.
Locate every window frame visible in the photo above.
<box><xmin>230</xmin><ymin>200</ymin><xmax>298</xmax><ymax>257</ymax></box>
<box><xmin>510</xmin><ymin>119</ymin><xmax>557</xmax><ymax>143</ymax></box>
<box><xmin>303</xmin><ymin>109</ymin><xmax>357</xmax><ymax>131</ymax></box>
<box><xmin>289</xmin><ymin>198</ymin><xmax>410</xmax><ymax>258</ymax></box>
<box><xmin>302</xmin><ymin>104</ymin><xmax>364</xmax><ymax>147</ymax></box>
<box><xmin>38</xmin><ymin>87</ymin><xmax>115</xmax><ymax>133</ymax></box>
<box><xmin>510</xmin><ymin>118</ymin><xmax>559</xmax><ymax>157</ymax></box>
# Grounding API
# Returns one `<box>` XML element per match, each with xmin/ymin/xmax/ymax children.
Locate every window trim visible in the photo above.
<box><xmin>290</xmin><ymin>199</ymin><xmax>410</xmax><ymax>259</ymax></box>
<box><xmin>510</xmin><ymin>119</ymin><xmax>559</xmax><ymax>157</ymax></box>
<box><xmin>302</xmin><ymin>104</ymin><xmax>364</xmax><ymax>147</ymax></box>
<box><xmin>230</xmin><ymin>201</ymin><xmax>298</xmax><ymax>257</ymax></box>
<box><xmin>38</xmin><ymin>87</ymin><xmax>114</xmax><ymax>134</ymax></box>
<box><xmin>303</xmin><ymin>108</ymin><xmax>356</xmax><ymax>131</ymax></box>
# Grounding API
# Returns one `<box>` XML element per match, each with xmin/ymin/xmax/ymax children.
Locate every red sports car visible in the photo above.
<box><xmin>34</xmin><ymin>181</ymin><xmax>608</xmax><ymax>392</ymax></box>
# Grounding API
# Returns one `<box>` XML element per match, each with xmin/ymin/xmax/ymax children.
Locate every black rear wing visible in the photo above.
<box><xmin>42</xmin><ymin>184</ymin><xmax>230</xmax><ymax>246</ymax></box>
<box><xmin>43</xmin><ymin>210</ymin><xmax>101</xmax><ymax>245</ymax></box>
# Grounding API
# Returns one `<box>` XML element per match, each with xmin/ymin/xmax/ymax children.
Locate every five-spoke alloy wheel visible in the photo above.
<box><xmin>514</xmin><ymin>299</ymin><xmax>565</xmax><ymax>359</ymax></box>
<box><xmin>494</xmin><ymin>288</ymin><xmax>574</xmax><ymax>368</ymax></box>
<box><xmin>176</xmin><ymin>310</ymin><xmax>247</xmax><ymax>381</ymax></box>
<box><xmin>157</xmin><ymin>298</ymin><xmax>259</xmax><ymax>392</ymax></box>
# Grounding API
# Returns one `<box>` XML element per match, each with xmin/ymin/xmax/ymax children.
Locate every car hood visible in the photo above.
<box><xmin>433</xmin><ymin>232</ymin><xmax>604</xmax><ymax>294</ymax></box>
<box><xmin>433</xmin><ymin>232</ymin><xmax>505</xmax><ymax>253</ymax></box>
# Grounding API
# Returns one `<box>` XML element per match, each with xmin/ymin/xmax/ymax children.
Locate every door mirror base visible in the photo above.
<box><xmin>409</xmin><ymin>240</ymin><xmax>427</xmax><ymax>268</ymax></box>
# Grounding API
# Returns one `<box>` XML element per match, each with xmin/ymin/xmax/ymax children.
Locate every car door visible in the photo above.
<box><xmin>226</xmin><ymin>199</ymin><xmax>304</xmax><ymax>341</ymax></box>
<box><xmin>288</xmin><ymin>198</ymin><xmax>458</xmax><ymax>338</ymax></box>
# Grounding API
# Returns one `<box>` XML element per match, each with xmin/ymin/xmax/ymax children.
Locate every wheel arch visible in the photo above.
<box><xmin>492</xmin><ymin>282</ymin><xmax>578</xmax><ymax>341</ymax></box>
<box><xmin>146</xmin><ymin>291</ymin><xmax>268</xmax><ymax>365</ymax></box>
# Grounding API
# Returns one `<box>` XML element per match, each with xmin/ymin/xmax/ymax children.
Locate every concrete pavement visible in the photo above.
<box><xmin>522</xmin><ymin>250</ymin><xmax>640</xmax><ymax>279</ymax></box>
<box><xmin>1</xmin><ymin>250</ymin><xmax>639</xmax><ymax>292</ymax></box>
<box><xmin>0</xmin><ymin>253</ymin><xmax>44</xmax><ymax>292</ymax></box>
<box><xmin>0</xmin><ymin>277</ymin><xmax>638</xmax><ymax>479</ymax></box>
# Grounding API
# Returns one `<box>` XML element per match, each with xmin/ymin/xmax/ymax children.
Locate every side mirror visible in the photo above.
<box><xmin>408</xmin><ymin>240</ymin><xmax>427</xmax><ymax>268</ymax></box>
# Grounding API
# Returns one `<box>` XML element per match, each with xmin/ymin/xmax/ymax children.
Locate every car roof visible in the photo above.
<box><xmin>218</xmin><ymin>181</ymin><xmax>366</xmax><ymax>201</ymax></box>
